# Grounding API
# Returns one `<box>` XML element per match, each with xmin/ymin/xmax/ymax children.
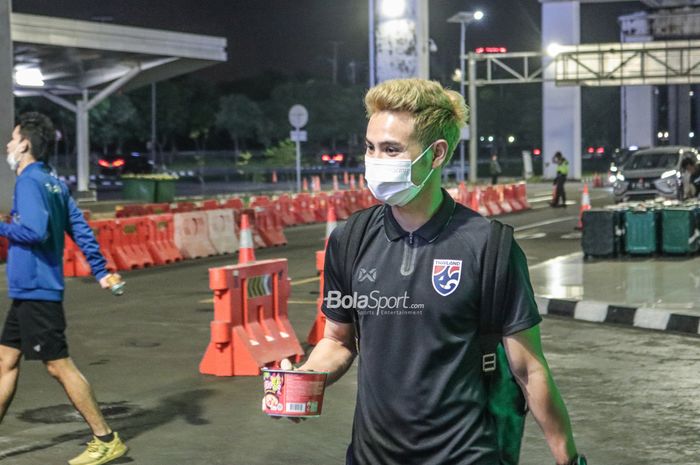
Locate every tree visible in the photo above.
<box><xmin>182</xmin><ymin>78</ymin><xmax>217</xmax><ymax>154</ymax></box>
<box><xmin>215</xmin><ymin>94</ymin><xmax>265</xmax><ymax>156</ymax></box>
<box><xmin>89</xmin><ymin>93</ymin><xmax>140</xmax><ymax>154</ymax></box>
<box><xmin>263</xmin><ymin>139</ymin><xmax>296</xmax><ymax>167</ymax></box>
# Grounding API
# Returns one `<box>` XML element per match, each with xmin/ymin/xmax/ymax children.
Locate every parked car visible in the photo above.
<box><xmin>613</xmin><ymin>146</ymin><xmax>700</xmax><ymax>202</ymax></box>
<box><xmin>97</xmin><ymin>152</ymin><xmax>154</xmax><ymax>177</ymax></box>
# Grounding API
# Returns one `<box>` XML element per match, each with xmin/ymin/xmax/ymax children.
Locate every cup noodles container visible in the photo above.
<box><xmin>262</xmin><ymin>369</ymin><xmax>328</xmax><ymax>417</ymax></box>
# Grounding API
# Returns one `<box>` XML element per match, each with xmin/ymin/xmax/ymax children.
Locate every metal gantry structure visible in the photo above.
<box><xmin>460</xmin><ymin>39</ymin><xmax>700</xmax><ymax>182</ymax></box>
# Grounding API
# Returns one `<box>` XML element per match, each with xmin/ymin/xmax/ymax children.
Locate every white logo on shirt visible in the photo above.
<box><xmin>33</xmin><ymin>344</ymin><xmax>41</xmax><ymax>352</ymax></box>
<box><xmin>357</xmin><ymin>268</ymin><xmax>377</xmax><ymax>282</ymax></box>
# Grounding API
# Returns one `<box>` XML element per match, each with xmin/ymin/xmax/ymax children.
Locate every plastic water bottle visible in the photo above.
<box><xmin>106</xmin><ymin>274</ymin><xmax>125</xmax><ymax>296</ymax></box>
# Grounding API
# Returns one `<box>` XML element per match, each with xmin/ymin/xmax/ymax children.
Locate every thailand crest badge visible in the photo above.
<box><xmin>432</xmin><ymin>259</ymin><xmax>462</xmax><ymax>297</ymax></box>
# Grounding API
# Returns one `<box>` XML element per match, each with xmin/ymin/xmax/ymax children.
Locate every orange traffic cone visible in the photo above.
<box><xmin>349</xmin><ymin>174</ymin><xmax>356</xmax><ymax>190</ymax></box>
<box><xmin>314</xmin><ymin>176</ymin><xmax>321</xmax><ymax>192</ymax></box>
<box><xmin>359</xmin><ymin>174</ymin><xmax>365</xmax><ymax>189</ymax></box>
<box><xmin>271</xmin><ymin>170</ymin><xmax>278</xmax><ymax>184</ymax></box>
<box><xmin>576</xmin><ymin>183</ymin><xmax>591</xmax><ymax>230</ymax></box>
<box><xmin>302</xmin><ymin>177</ymin><xmax>309</xmax><ymax>192</ymax></box>
<box><xmin>325</xmin><ymin>206</ymin><xmax>337</xmax><ymax>246</ymax></box>
<box><xmin>238</xmin><ymin>213</ymin><xmax>256</xmax><ymax>264</ymax></box>
<box><xmin>332</xmin><ymin>174</ymin><xmax>339</xmax><ymax>192</ymax></box>
<box><xmin>343</xmin><ymin>171</ymin><xmax>349</xmax><ymax>185</ymax></box>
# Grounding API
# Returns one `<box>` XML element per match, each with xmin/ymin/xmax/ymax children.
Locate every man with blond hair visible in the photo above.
<box><xmin>298</xmin><ymin>79</ymin><xmax>585</xmax><ymax>465</ymax></box>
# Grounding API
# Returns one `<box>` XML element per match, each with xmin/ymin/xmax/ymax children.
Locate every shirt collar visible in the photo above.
<box><xmin>383</xmin><ymin>189</ymin><xmax>456</xmax><ymax>243</ymax></box>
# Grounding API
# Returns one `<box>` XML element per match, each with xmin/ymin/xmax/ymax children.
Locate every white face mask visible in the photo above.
<box><xmin>6</xmin><ymin>144</ymin><xmax>23</xmax><ymax>173</ymax></box>
<box><xmin>365</xmin><ymin>144</ymin><xmax>436</xmax><ymax>207</ymax></box>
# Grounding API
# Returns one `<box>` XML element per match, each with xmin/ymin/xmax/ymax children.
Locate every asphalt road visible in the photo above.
<box><xmin>1</xmin><ymin>185</ymin><xmax>698</xmax><ymax>465</ymax></box>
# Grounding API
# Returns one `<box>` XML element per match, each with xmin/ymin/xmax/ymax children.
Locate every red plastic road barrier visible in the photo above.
<box><xmin>311</xmin><ymin>193</ymin><xmax>330</xmax><ymax>223</ymax></box>
<box><xmin>254</xmin><ymin>207</ymin><xmax>287</xmax><ymax>247</ymax></box>
<box><xmin>115</xmin><ymin>204</ymin><xmax>148</xmax><ymax>218</ymax></box>
<box><xmin>344</xmin><ymin>190</ymin><xmax>363</xmax><ymax>215</ymax></box>
<box><xmin>111</xmin><ymin>217</ymin><xmax>155</xmax><ymax>270</ymax></box>
<box><xmin>307</xmin><ymin>207</ymin><xmax>337</xmax><ymax>345</ymax></box>
<box><xmin>470</xmin><ymin>186</ymin><xmax>489</xmax><ymax>217</ymax></box>
<box><xmin>249</xmin><ymin>196</ymin><xmax>272</xmax><ymax>209</ymax></box>
<box><xmin>496</xmin><ymin>185</ymin><xmax>512</xmax><ymax>214</ymax></box>
<box><xmin>272</xmin><ymin>194</ymin><xmax>297</xmax><ymax>227</ymax></box>
<box><xmin>356</xmin><ymin>189</ymin><xmax>379</xmax><ymax>209</ymax></box>
<box><xmin>145</xmin><ymin>214</ymin><xmax>183</xmax><ymax>265</ymax></box>
<box><xmin>330</xmin><ymin>192</ymin><xmax>350</xmax><ymax>220</ymax></box>
<box><xmin>199</xmin><ymin>259</ymin><xmax>304</xmax><ymax>376</ymax></box>
<box><xmin>307</xmin><ymin>250</ymin><xmax>326</xmax><ymax>345</ymax></box>
<box><xmin>206</xmin><ymin>209</ymin><xmax>239</xmax><ymax>254</ymax></box>
<box><xmin>515</xmin><ymin>182</ymin><xmax>531</xmax><ymax>210</ymax></box>
<box><xmin>291</xmin><ymin>194</ymin><xmax>317</xmax><ymax>224</ymax></box>
<box><xmin>90</xmin><ymin>219</ymin><xmax>119</xmax><ymax>272</ymax></box>
<box><xmin>221</xmin><ymin>197</ymin><xmax>245</xmax><ymax>211</ymax></box>
<box><xmin>63</xmin><ymin>222</ymin><xmax>114</xmax><ymax>276</ymax></box>
<box><xmin>239</xmin><ymin>209</ymin><xmax>269</xmax><ymax>249</ymax></box>
<box><xmin>173</xmin><ymin>212</ymin><xmax>218</xmax><ymax>259</ymax></box>
<box><xmin>171</xmin><ymin>201</ymin><xmax>197</xmax><ymax>213</ymax></box>
<box><xmin>144</xmin><ymin>203</ymin><xmax>171</xmax><ymax>215</ymax></box>
<box><xmin>483</xmin><ymin>186</ymin><xmax>504</xmax><ymax>216</ymax></box>
<box><xmin>504</xmin><ymin>184</ymin><xmax>524</xmax><ymax>212</ymax></box>
<box><xmin>200</xmin><ymin>199</ymin><xmax>220</xmax><ymax>211</ymax></box>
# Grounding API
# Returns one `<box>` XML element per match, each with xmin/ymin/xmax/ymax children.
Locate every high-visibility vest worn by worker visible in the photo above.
<box><xmin>557</xmin><ymin>160</ymin><xmax>569</xmax><ymax>176</ymax></box>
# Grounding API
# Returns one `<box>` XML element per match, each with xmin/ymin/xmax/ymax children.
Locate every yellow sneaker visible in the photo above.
<box><xmin>68</xmin><ymin>432</ymin><xmax>128</xmax><ymax>465</ymax></box>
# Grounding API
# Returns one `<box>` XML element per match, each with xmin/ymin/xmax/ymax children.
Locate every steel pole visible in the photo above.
<box><xmin>296</xmin><ymin>140</ymin><xmax>302</xmax><ymax>193</ymax></box>
<box><xmin>369</xmin><ymin>0</ymin><xmax>376</xmax><ymax>87</ymax></box>
<box><xmin>459</xmin><ymin>21</ymin><xmax>466</xmax><ymax>182</ymax></box>
<box><xmin>0</xmin><ymin>0</ymin><xmax>14</xmax><ymax>212</ymax></box>
<box><xmin>468</xmin><ymin>52</ymin><xmax>478</xmax><ymax>184</ymax></box>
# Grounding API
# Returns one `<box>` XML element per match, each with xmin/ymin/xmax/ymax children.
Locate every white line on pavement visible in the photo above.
<box><xmin>513</xmin><ymin>216</ymin><xmax>578</xmax><ymax>232</ymax></box>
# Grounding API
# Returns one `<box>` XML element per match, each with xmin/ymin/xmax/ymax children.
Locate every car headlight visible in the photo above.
<box><xmin>654</xmin><ymin>177</ymin><xmax>678</xmax><ymax>194</ymax></box>
<box><xmin>616</xmin><ymin>173</ymin><xmax>625</xmax><ymax>182</ymax></box>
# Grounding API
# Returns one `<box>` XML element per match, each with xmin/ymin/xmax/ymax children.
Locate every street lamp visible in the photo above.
<box><xmin>447</xmin><ymin>10</ymin><xmax>484</xmax><ymax>183</ymax></box>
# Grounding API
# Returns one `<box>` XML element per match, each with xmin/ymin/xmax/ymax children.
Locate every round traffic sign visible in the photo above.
<box><xmin>288</xmin><ymin>104</ymin><xmax>309</xmax><ymax>129</ymax></box>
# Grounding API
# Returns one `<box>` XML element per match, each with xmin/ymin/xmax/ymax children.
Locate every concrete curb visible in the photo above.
<box><xmin>535</xmin><ymin>296</ymin><xmax>700</xmax><ymax>336</ymax></box>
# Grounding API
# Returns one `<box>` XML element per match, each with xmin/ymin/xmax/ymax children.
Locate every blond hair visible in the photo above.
<box><xmin>364</xmin><ymin>79</ymin><xmax>469</xmax><ymax>161</ymax></box>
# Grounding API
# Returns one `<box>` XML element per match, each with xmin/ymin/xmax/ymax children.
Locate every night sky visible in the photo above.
<box><xmin>13</xmin><ymin>0</ymin><xmax>646</xmax><ymax>84</ymax></box>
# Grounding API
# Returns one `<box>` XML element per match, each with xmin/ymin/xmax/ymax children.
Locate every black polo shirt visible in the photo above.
<box><xmin>322</xmin><ymin>189</ymin><xmax>542</xmax><ymax>465</ymax></box>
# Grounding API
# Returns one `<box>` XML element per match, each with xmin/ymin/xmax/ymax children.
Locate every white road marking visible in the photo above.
<box><xmin>513</xmin><ymin>216</ymin><xmax>578</xmax><ymax>232</ymax></box>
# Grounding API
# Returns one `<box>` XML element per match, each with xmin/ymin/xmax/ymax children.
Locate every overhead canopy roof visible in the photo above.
<box><xmin>11</xmin><ymin>13</ymin><xmax>227</xmax><ymax>96</ymax></box>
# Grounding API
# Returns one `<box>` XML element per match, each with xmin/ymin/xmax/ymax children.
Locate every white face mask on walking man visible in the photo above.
<box><xmin>365</xmin><ymin>143</ymin><xmax>437</xmax><ymax>207</ymax></box>
<box><xmin>5</xmin><ymin>133</ymin><xmax>27</xmax><ymax>173</ymax></box>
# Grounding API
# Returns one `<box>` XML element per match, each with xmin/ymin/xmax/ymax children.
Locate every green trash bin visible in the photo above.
<box><xmin>662</xmin><ymin>207</ymin><xmax>700</xmax><ymax>255</ymax></box>
<box><xmin>122</xmin><ymin>178</ymin><xmax>156</xmax><ymax>202</ymax></box>
<box><xmin>155</xmin><ymin>179</ymin><xmax>176</xmax><ymax>203</ymax></box>
<box><xmin>625</xmin><ymin>209</ymin><xmax>659</xmax><ymax>255</ymax></box>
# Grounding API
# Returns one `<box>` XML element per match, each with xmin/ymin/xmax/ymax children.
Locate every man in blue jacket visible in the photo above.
<box><xmin>0</xmin><ymin>113</ymin><xmax>127</xmax><ymax>465</ymax></box>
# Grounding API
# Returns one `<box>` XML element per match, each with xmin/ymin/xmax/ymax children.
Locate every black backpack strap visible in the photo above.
<box><xmin>479</xmin><ymin>220</ymin><xmax>514</xmax><ymax>373</ymax></box>
<box><xmin>337</xmin><ymin>205</ymin><xmax>382</xmax><ymax>350</ymax></box>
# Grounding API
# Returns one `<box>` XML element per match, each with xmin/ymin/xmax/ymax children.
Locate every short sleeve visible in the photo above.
<box><xmin>320</xmin><ymin>225</ymin><xmax>354</xmax><ymax>324</ymax></box>
<box><xmin>501</xmin><ymin>241</ymin><xmax>542</xmax><ymax>336</ymax></box>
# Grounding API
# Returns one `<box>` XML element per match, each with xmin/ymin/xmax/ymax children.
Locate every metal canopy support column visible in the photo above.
<box><xmin>468</xmin><ymin>53</ymin><xmax>478</xmax><ymax>183</ymax></box>
<box><xmin>542</xmin><ymin>1</ymin><xmax>581</xmax><ymax>180</ymax></box>
<box><xmin>0</xmin><ymin>0</ymin><xmax>14</xmax><ymax>213</ymax></box>
<box><xmin>40</xmin><ymin>66</ymin><xmax>141</xmax><ymax>196</ymax></box>
<box><xmin>76</xmin><ymin>91</ymin><xmax>89</xmax><ymax>194</ymax></box>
